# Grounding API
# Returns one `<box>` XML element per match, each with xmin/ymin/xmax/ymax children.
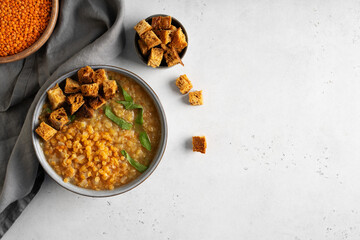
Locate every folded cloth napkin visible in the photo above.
<box><xmin>0</xmin><ymin>0</ymin><xmax>125</xmax><ymax>236</ymax></box>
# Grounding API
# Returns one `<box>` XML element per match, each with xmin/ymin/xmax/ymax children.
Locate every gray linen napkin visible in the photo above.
<box><xmin>0</xmin><ymin>0</ymin><xmax>125</xmax><ymax>236</ymax></box>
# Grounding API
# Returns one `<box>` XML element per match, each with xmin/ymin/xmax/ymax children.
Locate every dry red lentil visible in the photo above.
<box><xmin>0</xmin><ymin>0</ymin><xmax>52</xmax><ymax>57</ymax></box>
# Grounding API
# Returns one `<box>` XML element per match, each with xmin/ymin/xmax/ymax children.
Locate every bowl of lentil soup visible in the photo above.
<box><xmin>0</xmin><ymin>0</ymin><xmax>59</xmax><ymax>64</ymax></box>
<box><xmin>32</xmin><ymin>65</ymin><xmax>167</xmax><ymax>197</ymax></box>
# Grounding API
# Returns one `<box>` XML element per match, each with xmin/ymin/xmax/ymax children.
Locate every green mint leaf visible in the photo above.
<box><xmin>104</xmin><ymin>105</ymin><xmax>132</xmax><ymax>130</ymax></box>
<box><xmin>139</xmin><ymin>131</ymin><xmax>151</xmax><ymax>151</ymax></box>
<box><xmin>121</xmin><ymin>150</ymin><xmax>148</xmax><ymax>173</ymax></box>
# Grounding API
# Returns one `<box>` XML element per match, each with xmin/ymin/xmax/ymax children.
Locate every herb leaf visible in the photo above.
<box><xmin>69</xmin><ymin>115</ymin><xmax>76</xmax><ymax>123</ymax></box>
<box><xmin>120</xmin><ymin>86</ymin><xmax>133</xmax><ymax>102</ymax></box>
<box><xmin>121</xmin><ymin>150</ymin><xmax>148</xmax><ymax>173</ymax></box>
<box><xmin>135</xmin><ymin>108</ymin><xmax>144</xmax><ymax>124</ymax></box>
<box><xmin>46</xmin><ymin>108</ymin><xmax>52</xmax><ymax>113</ymax></box>
<box><xmin>104</xmin><ymin>105</ymin><xmax>132</xmax><ymax>130</ymax></box>
<box><xmin>117</xmin><ymin>101</ymin><xmax>142</xmax><ymax>110</ymax></box>
<box><xmin>139</xmin><ymin>131</ymin><xmax>151</xmax><ymax>151</ymax></box>
<box><xmin>116</xmin><ymin>100</ymin><xmax>144</xmax><ymax>125</ymax></box>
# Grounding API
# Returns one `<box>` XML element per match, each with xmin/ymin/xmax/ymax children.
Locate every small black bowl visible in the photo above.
<box><xmin>134</xmin><ymin>14</ymin><xmax>188</xmax><ymax>68</ymax></box>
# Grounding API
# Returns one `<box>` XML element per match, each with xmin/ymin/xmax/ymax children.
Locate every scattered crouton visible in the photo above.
<box><xmin>76</xmin><ymin>104</ymin><xmax>94</xmax><ymax>118</ymax></box>
<box><xmin>164</xmin><ymin>46</ymin><xmax>183</xmax><ymax>67</ymax></box>
<box><xmin>138</xmin><ymin>39</ymin><xmax>149</xmax><ymax>56</ymax></box>
<box><xmin>66</xmin><ymin>93</ymin><xmax>85</xmax><ymax>115</ymax></box>
<box><xmin>78</xmin><ymin>66</ymin><xmax>94</xmax><ymax>84</ymax></box>
<box><xmin>176</xmin><ymin>74</ymin><xmax>193</xmax><ymax>94</ymax></box>
<box><xmin>140</xmin><ymin>30</ymin><xmax>162</xmax><ymax>49</ymax></box>
<box><xmin>168</xmin><ymin>28</ymin><xmax>187</xmax><ymax>53</ymax></box>
<box><xmin>49</xmin><ymin>107</ymin><xmax>69</xmax><ymax>130</ymax></box>
<box><xmin>88</xmin><ymin>96</ymin><xmax>106</xmax><ymax>110</ymax></box>
<box><xmin>134</xmin><ymin>19</ymin><xmax>152</xmax><ymax>36</ymax></box>
<box><xmin>151</xmin><ymin>16</ymin><xmax>171</xmax><ymax>30</ymax></box>
<box><xmin>189</xmin><ymin>90</ymin><xmax>203</xmax><ymax>105</ymax></box>
<box><xmin>81</xmin><ymin>83</ymin><xmax>99</xmax><ymax>97</ymax></box>
<box><xmin>148</xmin><ymin>48</ymin><xmax>164</xmax><ymax>68</ymax></box>
<box><xmin>93</xmin><ymin>69</ymin><xmax>108</xmax><ymax>86</ymax></box>
<box><xmin>47</xmin><ymin>83</ymin><xmax>66</xmax><ymax>110</ymax></box>
<box><xmin>64</xmin><ymin>78</ymin><xmax>81</xmax><ymax>94</ymax></box>
<box><xmin>103</xmin><ymin>80</ymin><xmax>118</xmax><ymax>99</ymax></box>
<box><xmin>192</xmin><ymin>136</ymin><xmax>207</xmax><ymax>154</ymax></box>
<box><xmin>35</xmin><ymin>122</ymin><xmax>58</xmax><ymax>141</ymax></box>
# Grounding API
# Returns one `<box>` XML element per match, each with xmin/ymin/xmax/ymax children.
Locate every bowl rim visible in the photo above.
<box><xmin>31</xmin><ymin>65</ymin><xmax>168</xmax><ymax>197</ymax></box>
<box><xmin>0</xmin><ymin>0</ymin><xmax>59</xmax><ymax>64</ymax></box>
<box><xmin>134</xmin><ymin>14</ymin><xmax>188</xmax><ymax>68</ymax></box>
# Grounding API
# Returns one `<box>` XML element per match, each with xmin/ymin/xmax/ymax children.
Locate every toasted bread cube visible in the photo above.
<box><xmin>36</xmin><ymin>122</ymin><xmax>57</xmax><ymax>141</ymax></box>
<box><xmin>164</xmin><ymin>46</ymin><xmax>183</xmax><ymax>67</ymax></box>
<box><xmin>138</xmin><ymin>39</ymin><xmax>149</xmax><ymax>55</ymax></box>
<box><xmin>134</xmin><ymin>19</ymin><xmax>152</xmax><ymax>36</ymax></box>
<box><xmin>47</xmin><ymin>83</ymin><xmax>66</xmax><ymax>110</ymax></box>
<box><xmin>192</xmin><ymin>136</ymin><xmax>207</xmax><ymax>154</ymax></box>
<box><xmin>88</xmin><ymin>96</ymin><xmax>106</xmax><ymax>110</ymax></box>
<box><xmin>78</xmin><ymin>66</ymin><xmax>94</xmax><ymax>84</ymax></box>
<box><xmin>103</xmin><ymin>80</ymin><xmax>118</xmax><ymax>99</ymax></box>
<box><xmin>76</xmin><ymin>104</ymin><xmax>94</xmax><ymax>118</ymax></box>
<box><xmin>176</xmin><ymin>74</ymin><xmax>193</xmax><ymax>94</ymax></box>
<box><xmin>140</xmin><ymin>30</ymin><xmax>162</xmax><ymax>49</ymax></box>
<box><xmin>169</xmin><ymin>28</ymin><xmax>187</xmax><ymax>53</ymax></box>
<box><xmin>151</xmin><ymin>16</ymin><xmax>171</xmax><ymax>30</ymax></box>
<box><xmin>66</xmin><ymin>93</ymin><xmax>85</xmax><ymax>115</ymax></box>
<box><xmin>64</xmin><ymin>78</ymin><xmax>81</xmax><ymax>94</ymax></box>
<box><xmin>148</xmin><ymin>48</ymin><xmax>164</xmax><ymax>68</ymax></box>
<box><xmin>93</xmin><ymin>69</ymin><xmax>108</xmax><ymax>86</ymax></box>
<box><xmin>155</xmin><ymin>30</ymin><xmax>172</xmax><ymax>44</ymax></box>
<box><xmin>189</xmin><ymin>90</ymin><xmax>203</xmax><ymax>105</ymax></box>
<box><xmin>81</xmin><ymin>83</ymin><xmax>99</xmax><ymax>97</ymax></box>
<box><xmin>169</xmin><ymin>25</ymin><xmax>177</xmax><ymax>35</ymax></box>
<box><xmin>49</xmin><ymin>107</ymin><xmax>69</xmax><ymax>130</ymax></box>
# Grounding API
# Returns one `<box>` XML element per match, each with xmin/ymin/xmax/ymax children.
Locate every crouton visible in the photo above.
<box><xmin>88</xmin><ymin>96</ymin><xmax>106</xmax><ymax>110</ymax></box>
<box><xmin>189</xmin><ymin>90</ymin><xmax>203</xmax><ymax>105</ymax></box>
<box><xmin>64</xmin><ymin>78</ymin><xmax>81</xmax><ymax>94</ymax></box>
<box><xmin>76</xmin><ymin>104</ymin><xmax>94</xmax><ymax>118</ymax></box>
<box><xmin>169</xmin><ymin>25</ymin><xmax>177</xmax><ymax>35</ymax></box>
<box><xmin>168</xmin><ymin>27</ymin><xmax>187</xmax><ymax>53</ymax></box>
<box><xmin>93</xmin><ymin>69</ymin><xmax>108</xmax><ymax>86</ymax></box>
<box><xmin>66</xmin><ymin>93</ymin><xmax>85</xmax><ymax>115</ymax></box>
<box><xmin>176</xmin><ymin>74</ymin><xmax>193</xmax><ymax>94</ymax></box>
<box><xmin>78</xmin><ymin>66</ymin><xmax>94</xmax><ymax>84</ymax></box>
<box><xmin>47</xmin><ymin>83</ymin><xmax>66</xmax><ymax>110</ymax></box>
<box><xmin>48</xmin><ymin>107</ymin><xmax>69</xmax><ymax>130</ymax></box>
<box><xmin>35</xmin><ymin>122</ymin><xmax>58</xmax><ymax>141</ymax></box>
<box><xmin>102</xmin><ymin>80</ymin><xmax>118</xmax><ymax>100</ymax></box>
<box><xmin>151</xmin><ymin>16</ymin><xmax>172</xmax><ymax>30</ymax></box>
<box><xmin>138</xmin><ymin>39</ymin><xmax>149</xmax><ymax>55</ymax></box>
<box><xmin>140</xmin><ymin>30</ymin><xmax>162</xmax><ymax>49</ymax></box>
<box><xmin>192</xmin><ymin>136</ymin><xmax>207</xmax><ymax>154</ymax></box>
<box><xmin>134</xmin><ymin>19</ymin><xmax>152</xmax><ymax>36</ymax></box>
<box><xmin>155</xmin><ymin>30</ymin><xmax>172</xmax><ymax>44</ymax></box>
<box><xmin>164</xmin><ymin>46</ymin><xmax>183</xmax><ymax>67</ymax></box>
<box><xmin>81</xmin><ymin>83</ymin><xmax>99</xmax><ymax>97</ymax></box>
<box><xmin>148</xmin><ymin>48</ymin><xmax>164</xmax><ymax>68</ymax></box>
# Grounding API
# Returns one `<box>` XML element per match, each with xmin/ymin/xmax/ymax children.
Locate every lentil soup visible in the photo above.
<box><xmin>39</xmin><ymin>70</ymin><xmax>161</xmax><ymax>190</ymax></box>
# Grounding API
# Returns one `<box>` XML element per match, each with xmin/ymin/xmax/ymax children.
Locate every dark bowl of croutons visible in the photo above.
<box><xmin>32</xmin><ymin>65</ymin><xmax>168</xmax><ymax>197</ymax></box>
<box><xmin>134</xmin><ymin>14</ymin><xmax>188</xmax><ymax>68</ymax></box>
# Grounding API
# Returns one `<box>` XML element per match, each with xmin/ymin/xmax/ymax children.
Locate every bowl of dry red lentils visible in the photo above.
<box><xmin>0</xmin><ymin>0</ymin><xmax>58</xmax><ymax>64</ymax></box>
<box><xmin>32</xmin><ymin>65</ymin><xmax>168</xmax><ymax>197</ymax></box>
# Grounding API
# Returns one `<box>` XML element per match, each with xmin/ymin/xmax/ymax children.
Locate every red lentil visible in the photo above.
<box><xmin>0</xmin><ymin>0</ymin><xmax>52</xmax><ymax>57</ymax></box>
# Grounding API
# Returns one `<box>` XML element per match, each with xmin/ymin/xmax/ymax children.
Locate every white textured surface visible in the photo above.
<box><xmin>4</xmin><ymin>0</ymin><xmax>360</xmax><ymax>239</ymax></box>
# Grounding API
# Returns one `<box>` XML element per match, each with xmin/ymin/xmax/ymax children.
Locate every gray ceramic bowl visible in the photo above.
<box><xmin>134</xmin><ymin>14</ymin><xmax>188</xmax><ymax>68</ymax></box>
<box><xmin>32</xmin><ymin>65</ymin><xmax>167</xmax><ymax>197</ymax></box>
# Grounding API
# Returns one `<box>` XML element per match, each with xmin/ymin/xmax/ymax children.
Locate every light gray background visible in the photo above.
<box><xmin>4</xmin><ymin>0</ymin><xmax>360</xmax><ymax>239</ymax></box>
